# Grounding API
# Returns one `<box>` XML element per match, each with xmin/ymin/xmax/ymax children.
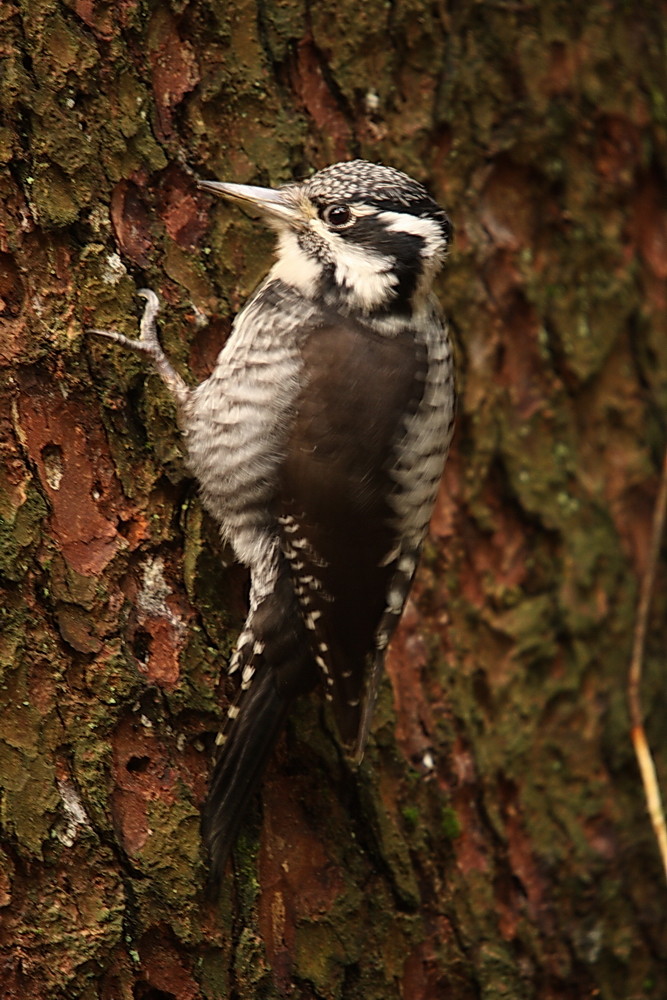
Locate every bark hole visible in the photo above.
<box><xmin>126</xmin><ymin>755</ymin><xmax>151</xmax><ymax>774</ymax></box>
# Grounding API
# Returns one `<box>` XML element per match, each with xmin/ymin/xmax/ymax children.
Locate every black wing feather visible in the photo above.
<box><xmin>278</xmin><ymin>317</ymin><xmax>427</xmax><ymax>750</ymax></box>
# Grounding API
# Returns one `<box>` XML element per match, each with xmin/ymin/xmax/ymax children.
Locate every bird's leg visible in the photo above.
<box><xmin>87</xmin><ymin>288</ymin><xmax>189</xmax><ymax>405</ymax></box>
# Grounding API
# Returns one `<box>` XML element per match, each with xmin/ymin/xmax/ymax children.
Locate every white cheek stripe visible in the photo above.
<box><xmin>378</xmin><ymin>211</ymin><xmax>444</xmax><ymax>259</ymax></box>
<box><xmin>270</xmin><ymin>220</ymin><xmax>396</xmax><ymax>310</ymax></box>
<box><xmin>329</xmin><ymin>236</ymin><xmax>397</xmax><ymax>311</ymax></box>
<box><xmin>266</xmin><ymin>206</ymin><xmax>444</xmax><ymax>312</ymax></box>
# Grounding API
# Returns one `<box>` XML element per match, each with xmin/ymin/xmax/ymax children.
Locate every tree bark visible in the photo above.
<box><xmin>1</xmin><ymin>1</ymin><xmax>666</xmax><ymax>998</ymax></box>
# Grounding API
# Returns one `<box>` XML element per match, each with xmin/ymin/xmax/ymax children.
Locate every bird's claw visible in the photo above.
<box><xmin>87</xmin><ymin>288</ymin><xmax>189</xmax><ymax>405</ymax></box>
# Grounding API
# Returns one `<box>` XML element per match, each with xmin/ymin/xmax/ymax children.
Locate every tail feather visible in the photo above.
<box><xmin>203</xmin><ymin>563</ymin><xmax>319</xmax><ymax>888</ymax></box>
<box><xmin>202</xmin><ymin>668</ymin><xmax>291</xmax><ymax>886</ymax></box>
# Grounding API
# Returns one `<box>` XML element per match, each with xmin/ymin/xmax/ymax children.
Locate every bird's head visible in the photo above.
<box><xmin>199</xmin><ymin>160</ymin><xmax>451</xmax><ymax>321</ymax></box>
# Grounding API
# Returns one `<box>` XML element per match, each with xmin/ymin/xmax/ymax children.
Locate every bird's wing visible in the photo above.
<box><xmin>277</xmin><ymin>316</ymin><xmax>428</xmax><ymax>754</ymax></box>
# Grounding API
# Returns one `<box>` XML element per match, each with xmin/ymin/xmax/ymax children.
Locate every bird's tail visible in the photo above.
<box><xmin>202</xmin><ymin>562</ymin><xmax>320</xmax><ymax>888</ymax></box>
<box><xmin>202</xmin><ymin>666</ymin><xmax>291</xmax><ymax>887</ymax></box>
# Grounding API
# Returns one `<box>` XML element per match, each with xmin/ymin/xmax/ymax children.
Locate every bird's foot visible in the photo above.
<box><xmin>87</xmin><ymin>289</ymin><xmax>189</xmax><ymax>404</ymax></box>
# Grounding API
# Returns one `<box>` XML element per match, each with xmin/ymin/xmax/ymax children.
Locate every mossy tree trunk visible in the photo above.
<box><xmin>1</xmin><ymin>1</ymin><xmax>666</xmax><ymax>998</ymax></box>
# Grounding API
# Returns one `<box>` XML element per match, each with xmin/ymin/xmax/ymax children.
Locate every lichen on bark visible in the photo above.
<box><xmin>0</xmin><ymin>0</ymin><xmax>665</xmax><ymax>998</ymax></box>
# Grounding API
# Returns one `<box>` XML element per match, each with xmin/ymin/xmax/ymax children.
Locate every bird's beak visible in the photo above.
<box><xmin>197</xmin><ymin>179</ymin><xmax>302</xmax><ymax>228</ymax></box>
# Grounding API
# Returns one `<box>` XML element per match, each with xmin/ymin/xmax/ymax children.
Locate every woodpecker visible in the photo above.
<box><xmin>91</xmin><ymin>160</ymin><xmax>455</xmax><ymax>882</ymax></box>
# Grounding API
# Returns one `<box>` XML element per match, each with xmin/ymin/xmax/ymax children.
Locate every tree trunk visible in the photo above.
<box><xmin>1</xmin><ymin>1</ymin><xmax>665</xmax><ymax>998</ymax></box>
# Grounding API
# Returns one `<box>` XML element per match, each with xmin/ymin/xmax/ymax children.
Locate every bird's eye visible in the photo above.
<box><xmin>321</xmin><ymin>204</ymin><xmax>352</xmax><ymax>228</ymax></box>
